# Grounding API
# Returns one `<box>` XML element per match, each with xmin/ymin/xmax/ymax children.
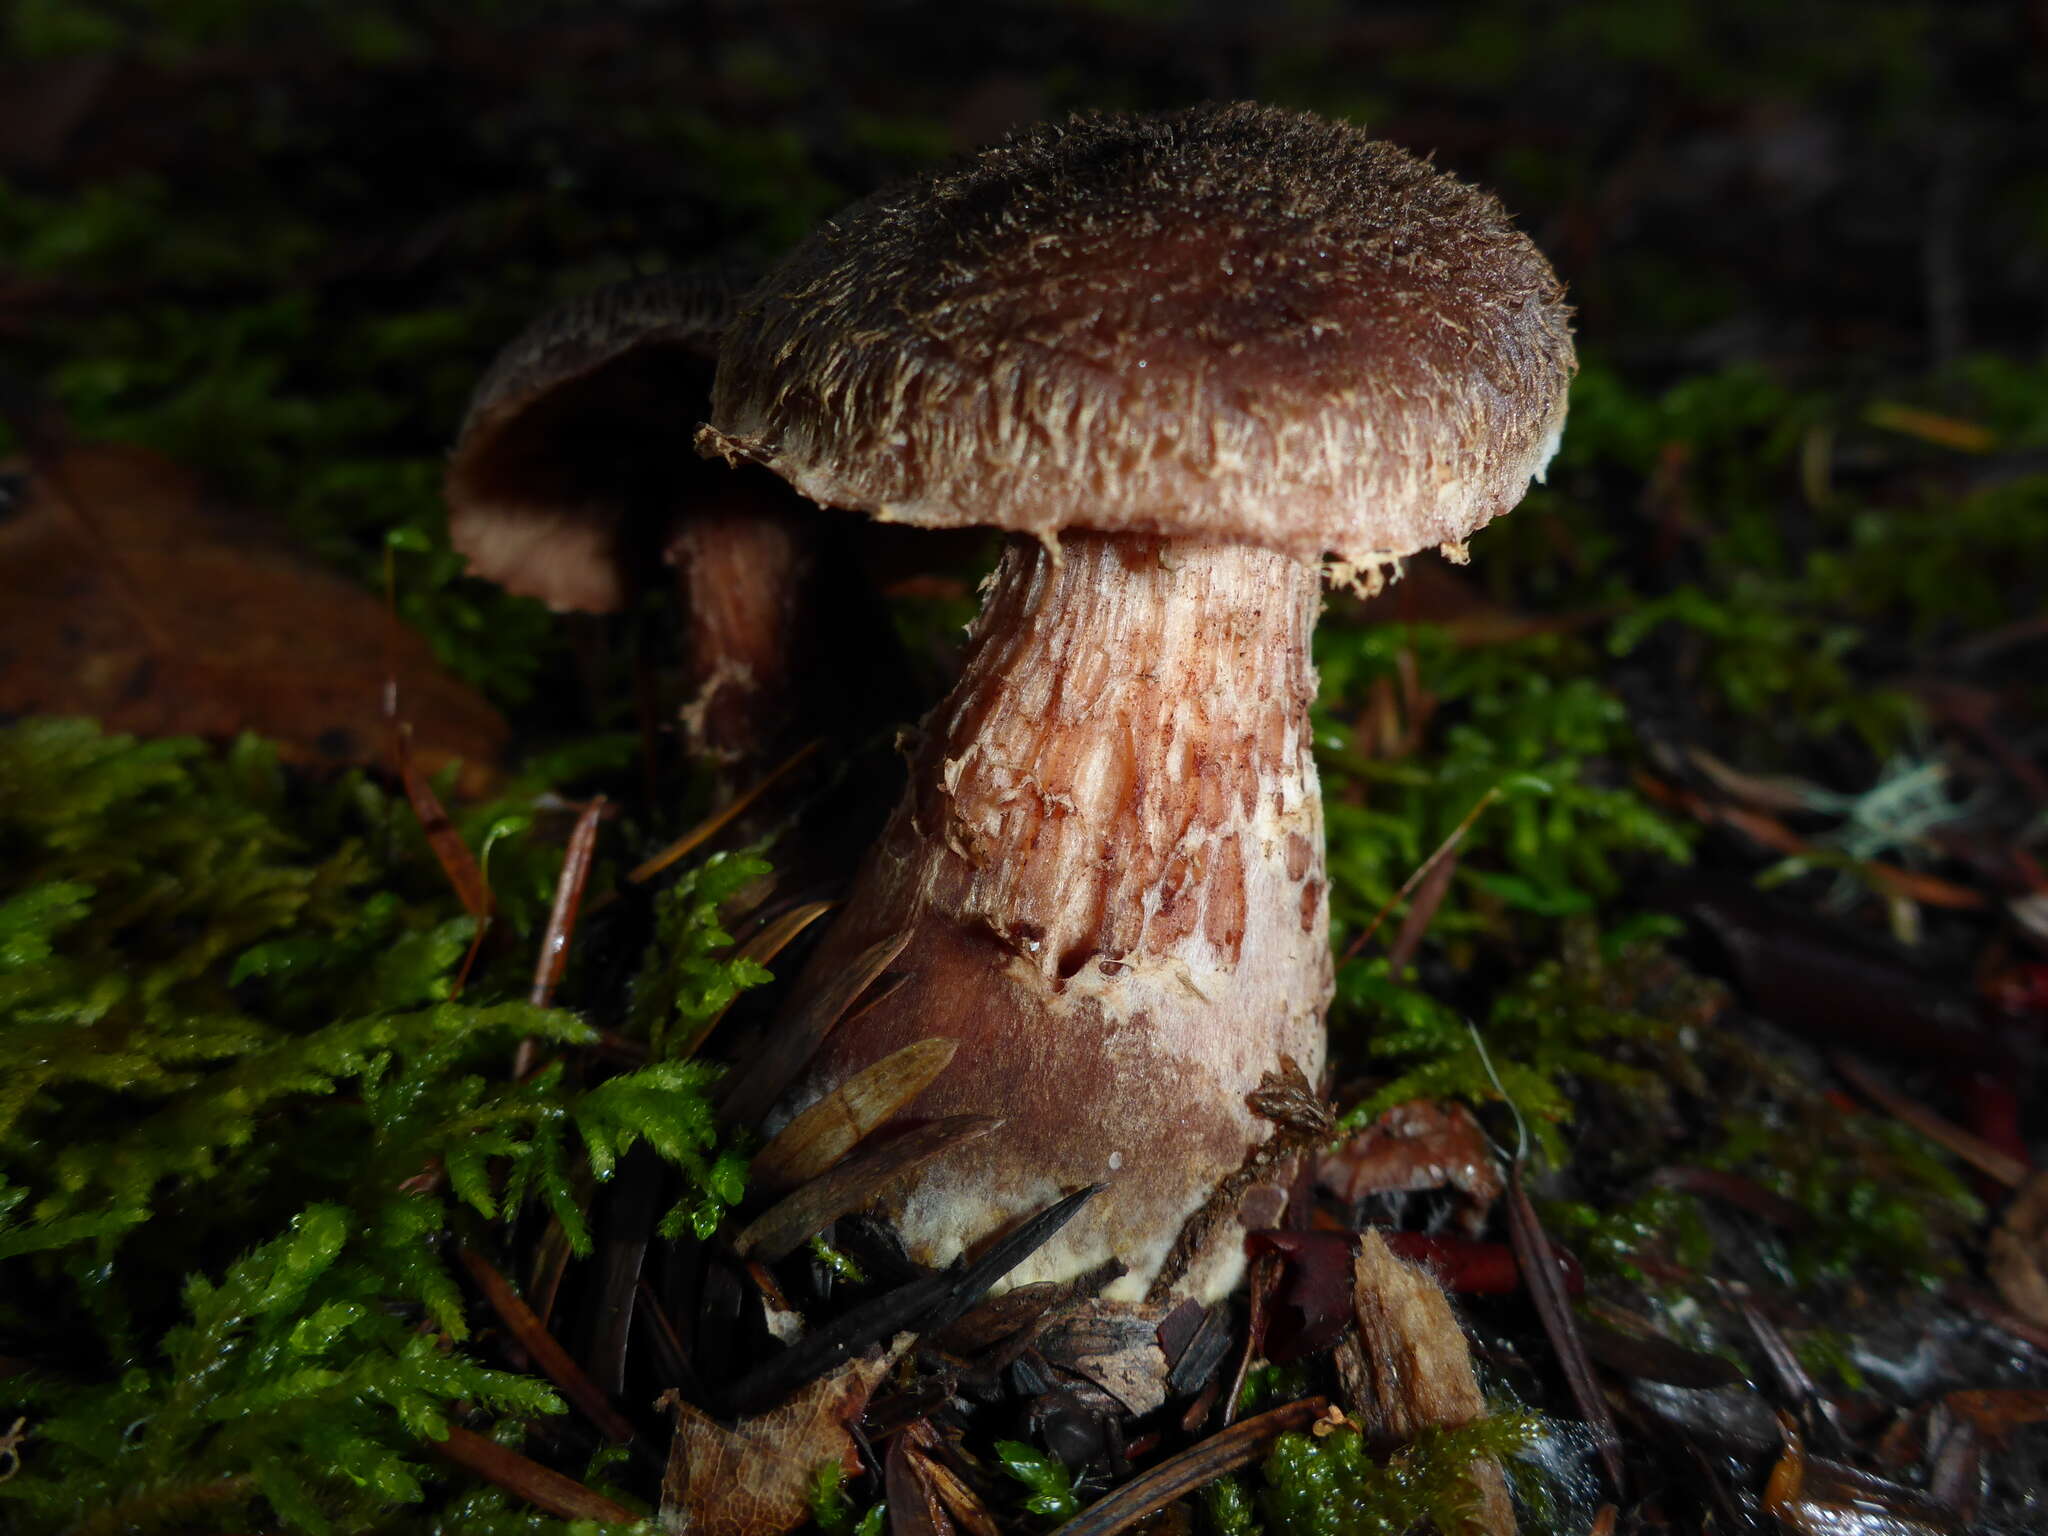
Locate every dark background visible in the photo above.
<box><xmin>5</xmin><ymin>1</ymin><xmax>2044</xmax><ymax>677</ymax></box>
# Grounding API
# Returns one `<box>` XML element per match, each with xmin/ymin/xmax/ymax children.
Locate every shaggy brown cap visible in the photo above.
<box><xmin>446</xmin><ymin>271</ymin><xmax>736</xmax><ymax>612</ymax></box>
<box><xmin>702</xmin><ymin>103</ymin><xmax>1575</xmax><ymax>567</ymax></box>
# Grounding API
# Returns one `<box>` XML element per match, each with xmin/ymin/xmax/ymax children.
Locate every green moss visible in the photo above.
<box><xmin>1701</xmin><ymin>1107</ymin><xmax>1980</xmax><ymax>1288</ymax></box>
<box><xmin>1245</xmin><ymin>1416</ymin><xmax>1545</xmax><ymax>1536</ymax></box>
<box><xmin>1314</xmin><ymin>625</ymin><xmax>1694</xmax><ymax>951</ymax></box>
<box><xmin>1542</xmin><ymin>1187</ymin><xmax>1716</xmax><ymax>1285</ymax></box>
<box><xmin>1333</xmin><ymin>918</ymin><xmax>1694</xmax><ymax>1168</ymax></box>
<box><xmin>1200</xmin><ymin>1473</ymin><xmax>1264</xmax><ymax>1536</ymax></box>
<box><xmin>808</xmin><ymin>1459</ymin><xmax>884</xmax><ymax>1536</ymax></box>
<box><xmin>806</xmin><ymin>1234</ymin><xmax>867</xmax><ymax>1286</ymax></box>
<box><xmin>1238</xmin><ymin>1362</ymin><xmax>1314</xmax><ymax>1417</ymax></box>
<box><xmin>1792</xmin><ymin>1327</ymin><xmax>1869</xmax><ymax>1393</ymax></box>
<box><xmin>628</xmin><ymin>851</ymin><xmax>773</xmax><ymax>1065</ymax></box>
<box><xmin>0</xmin><ymin>719</ymin><xmax>753</xmax><ymax>1530</ymax></box>
<box><xmin>995</xmin><ymin>1439</ymin><xmax>1082</xmax><ymax>1521</ymax></box>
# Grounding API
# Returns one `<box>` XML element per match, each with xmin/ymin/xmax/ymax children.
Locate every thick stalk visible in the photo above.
<box><xmin>776</xmin><ymin>532</ymin><xmax>1330</xmax><ymax>1300</ymax></box>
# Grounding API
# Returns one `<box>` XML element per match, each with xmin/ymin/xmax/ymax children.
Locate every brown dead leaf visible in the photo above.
<box><xmin>885</xmin><ymin>1421</ymin><xmax>954</xmax><ymax>1536</ymax></box>
<box><xmin>1318</xmin><ymin>1100</ymin><xmax>1504</xmax><ymax>1231</ymax></box>
<box><xmin>658</xmin><ymin>1348</ymin><xmax>896</xmax><ymax>1536</ymax></box>
<box><xmin>1036</xmin><ymin>1300</ymin><xmax>1174</xmax><ymax>1416</ymax></box>
<box><xmin>1940</xmin><ymin>1388</ymin><xmax>2048</xmax><ymax>1447</ymax></box>
<box><xmin>1988</xmin><ymin>1172</ymin><xmax>2048</xmax><ymax>1328</ymax></box>
<box><xmin>1339</xmin><ymin>1229</ymin><xmax>1515</xmax><ymax>1536</ymax></box>
<box><xmin>1764</xmin><ymin>1416</ymin><xmax>1966</xmax><ymax>1536</ymax></box>
<box><xmin>0</xmin><ymin>445</ymin><xmax>504</xmax><ymax>791</ymax></box>
<box><xmin>889</xmin><ymin>1419</ymin><xmax>1001</xmax><ymax>1536</ymax></box>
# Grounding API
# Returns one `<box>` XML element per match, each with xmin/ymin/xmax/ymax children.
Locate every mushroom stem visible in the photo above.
<box><xmin>777</xmin><ymin>531</ymin><xmax>1330</xmax><ymax>1300</ymax></box>
<box><xmin>667</xmin><ymin>492</ymin><xmax>815</xmax><ymax>769</ymax></box>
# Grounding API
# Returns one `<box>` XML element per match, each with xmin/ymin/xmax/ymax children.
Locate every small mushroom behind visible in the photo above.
<box><xmin>705</xmin><ymin>104</ymin><xmax>1575</xmax><ymax>1301</ymax></box>
<box><xmin>445</xmin><ymin>271</ymin><xmax>884</xmax><ymax>781</ymax></box>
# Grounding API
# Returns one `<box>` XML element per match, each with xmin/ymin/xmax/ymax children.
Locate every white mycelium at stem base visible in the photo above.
<box><xmin>774</xmin><ymin>531</ymin><xmax>1329</xmax><ymax>1299</ymax></box>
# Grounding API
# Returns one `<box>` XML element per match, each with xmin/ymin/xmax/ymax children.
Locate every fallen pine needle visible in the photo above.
<box><xmin>1341</xmin><ymin>784</ymin><xmax>1504</xmax><ymax>964</ymax></box>
<box><xmin>431</xmin><ymin>1423</ymin><xmax>636</xmax><ymax>1524</ymax></box>
<box><xmin>1047</xmin><ymin>1399</ymin><xmax>1330</xmax><ymax>1536</ymax></box>
<box><xmin>628</xmin><ymin>738</ymin><xmax>822</xmax><ymax>884</ymax></box>
<box><xmin>1833</xmin><ymin>1053</ymin><xmax>2030</xmax><ymax>1189</ymax></box>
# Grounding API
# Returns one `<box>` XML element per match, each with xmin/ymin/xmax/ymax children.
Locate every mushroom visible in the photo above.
<box><xmin>702</xmin><ymin>104</ymin><xmax>1575</xmax><ymax>1300</ymax></box>
<box><xmin>446</xmin><ymin>271</ymin><xmax>865</xmax><ymax>775</ymax></box>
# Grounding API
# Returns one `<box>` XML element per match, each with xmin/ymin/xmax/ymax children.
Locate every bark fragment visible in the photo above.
<box><xmin>1337</xmin><ymin>1230</ymin><xmax>1516</xmax><ymax>1536</ymax></box>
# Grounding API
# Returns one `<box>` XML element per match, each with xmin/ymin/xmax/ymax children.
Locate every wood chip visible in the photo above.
<box><xmin>751</xmin><ymin>1037</ymin><xmax>959</xmax><ymax>1194</ymax></box>
<box><xmin>1037</xmin><ymin>1301</ymin><xmax>1174</xmax><ymax>1417</ymax></box>
<box><xmin>934</xmin><ymin>1280</ymin><xmax>1064</xmax><ymax>1356</ymax></box>
<box><xmin>733</xmin><ymin>1115</ymin><xmax>1001</xmax><ymax>1262</ymax></box>
<box><xmin>1338</xmin><ymin>1230</ymin><xmax>1514</xmax><ymax>1536</ymax></box>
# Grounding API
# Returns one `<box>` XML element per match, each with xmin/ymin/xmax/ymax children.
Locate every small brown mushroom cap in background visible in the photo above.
<box><xmin>448</xmin><ymin>271</ymin><xmax>733</xmax><ymax>615</ymax></box>
<box><xmin>444</xmin><ymin>271</ymin><xmax>901</xmax><ymax>777</ymax></box>
<box><xmin>704</xmin><ymin>103</ymin><xmax>1574</xmax><ymax>572</ymax></box>
<box><xmin>705</xmin><ymin>103</ymin><xmax>1575</xmax><ymax>1300</ymax></box>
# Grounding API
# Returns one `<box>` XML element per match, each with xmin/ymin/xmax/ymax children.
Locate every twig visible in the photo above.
<box><xmin>431</xmin><ymin>1424</ymin><xmax>636</xmax><ymax>1524</ymax></box>
<box><xmin>515</xmin><ymin>794</ymin><xmax>606</xmax><ymax>1079</ymax></box>
<box><xmin>530</xmin><ymin>797</ymin><xmax>606</xmax><ymax>1009</ymax></box>
<box><xmin>1045</xmin><ymin>1398</ymin><xmax>1330</xmax><ymax>1536</ymax></box>
<box><xmin>1472</xmin><ymin>1025</ymin><xmax>1626</xmax><ymax>1496</ymax></box>
<box><xmin>1341</xmin><ymin>785</ymin><xmax>1503</xmax><ymax>964</ymax></box>
<box><xmin>455</xmin><ymin>1246</ymin><xmax>637</xmax><ymax>1444</ymax></box>
<box><xmin>1833</xmin><ymin>1053</ymin><xmax>2030</xmax><ymax>1189</ymax></box>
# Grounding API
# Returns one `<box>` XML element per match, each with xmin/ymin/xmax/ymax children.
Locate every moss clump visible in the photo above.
<box><xmin>808</xmin><ymin>1460</ymin><xmax>885</xmax><ymax>1536</ymax></box>
<box><xmin>1542</xmin><ymin>1186</ymin><xmax>1716</xmax><ymax>1286</ymax></box>
<box><xmin>1333</xmin><ymin>917</ymin><xmax>1701</xmax><ymax>1168</ymax></box>
<box><xmin>1201</xmin><ymin>1416</ymin><xmax>1546</xmax><ymax>1536</ymax></box>
<box><xmin>0</xmin><ymin>717</ymin><xmax>760</xmax><ymax>1532</ymax></box>
<box><xmin>1701</xmin><ymin>1105</ymin><xmax>1981</xmax><ymax>1289</ymax></box>
<box><xmin>1314</xmin><ymin>625</ymin><xmax>1695</xmax><ymax>952</ymax></box>
<box><xmin>994</xmin><ymin>1439</ymin><xmax>1083</xmax><ymax>1522</ymax></box>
